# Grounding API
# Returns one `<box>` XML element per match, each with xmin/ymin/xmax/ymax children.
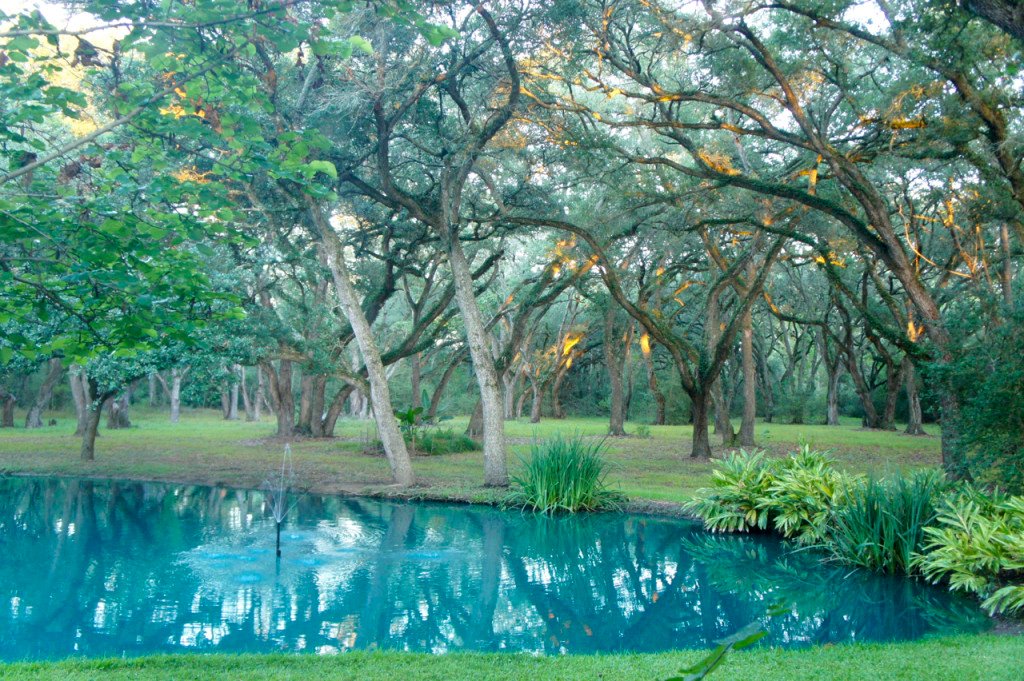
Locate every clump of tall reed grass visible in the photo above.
<box><xmin>504</xmin><ymin>434</ymin><xmax>625</xmax><ymax>514</ymax></box>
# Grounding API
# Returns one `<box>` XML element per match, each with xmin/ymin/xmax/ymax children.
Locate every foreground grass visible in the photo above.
<box><xmin>4</xmin><ymin>635</ymin><xmax>1022</xmax><ymax>680</ymax></box>
<box><xmin>0</xmin><ymin>408</ymin><xmax>941</xmax><ymax>505</ymax></box>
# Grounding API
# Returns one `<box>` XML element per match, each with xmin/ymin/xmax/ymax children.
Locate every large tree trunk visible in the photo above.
<box><xmin>308</xmin><ymin>375</ymin><xmax>327</xmax><ymax>438</ymax></box>
<box><xmin>255</xmin><ymin>366</ymin><xmax>265</xmax><ymax>421</ymax></box>
<box><xmin>904</xmin><ymin>358</ymin><xmax>926</xmax><ymax>436</ymax></box>
<box><xmin>690</xmin><ymin>389</ymin><xmax>713</xmax><ymax>459</ymax></box>
<box><xmin>550</xmin><ymin>365</ymin><xmax>569</xmax><ymax>420</ymax></box>
<box><xmin>26</xmin><ymin>357</ymin><xmax>62</xmax><ymax>428</ymax></box>
<box><xmin>263</xmin><ymin>359</ymin><xmax>295</xmax><ymax>438</ymax></box>
<box><xmin>466</xmin><ymin>399</ymin><xmax>484</xmax><ymax>440</ymax></box>
<box><xmin>69</xmin><ymin>365</ymin><xmax>91</xmax><ymax>436</ymax></box>
<box><xmin>315</xmin><ymin>205</ymin><xmax>414</xmax><ymax>487</ymax></box>
<box><xmin>756</xmin><ymin>348</ymin><xmax>776</xmax><ymax>424</ymax></box>
<box><xmin>410</xmin><ymin>353</ymin><xmax>423</xmax><ymax>410</ymax></box>
<box><xmin>228</xmin><ymin>367</ymin><xmax>240</xmax><ymax>421</ymax></box>
<box><xmin>106</xmin><ymin>390</ymin><xmax>132</xmax><ymax>429</ymax></box>
<box><xmin>529</xmin><ymin>377</ymin><xmax>542</xmax><ymax>424</ymax></box>
<box><xmin>80</xmin><ymin>400</ymin><xmax>104</xmax><ymax>461</ymax></box>
<box><xmin>148</xmin><ymin>372</ymin><xmax>158</xmax><ymax>408</ymax></box>
<box><xmin>0</xmin><ymin>389</ymin><xmax>15</xmax><ymax>428</ymax></box>
<box><xmin>297</xmin><ymin>373</ymin><xmax>314</xmax><ymax>432</ymax></box>
<box><xmin>444</xmin><ymin>233</ymin><xmax>507</xmax><ymax>486</ymax></box>
<box><xmin>826</xmin><ymin>367</ymin><xmax>841</xmax><ymax>426</ymax></box>
<box><xmin>641</xmin><ymin>336</ymin><xmax>667</xmax><ymax>425</ymax></box>
<box><xmin>880</xmin><ymin>359</ymin><xmax>905</xmax><ymax>431</ymax></box>
<box><xmin>81</xmin><ymin>380</ymin><xmax>116</xmax><ymax>461</ymax></box>
<box><xmin>240</xmin><ymin>366</ymin><xmax>256</xmax><ymax>421</ymax></box>
<box><xmin>711</xmin><ymin>378</ymin><xmax>735</xmax><ymax>445</ymax></box>
<box><xmin>322</xmin><ymin>384</ymin><xmax>355</xmax><ymax>437</ymax></box>
<box><xmin>738</xmin><ymin>305</ymin><xmax>756</xmax><ymax>446</ymax></box>
<box><xmin>155</xmin><ymin>368</ymin><xmax>186</xmax><ymax>424</ymax></box>
<box><xmin>604</xmin><ymin>306</ymin><xmax>630</xmax><ymax>437</ymax></box>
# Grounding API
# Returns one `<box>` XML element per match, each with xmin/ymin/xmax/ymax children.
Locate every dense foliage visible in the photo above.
<box><xmin>688</xmin><ymin>452</ymin><xmax>1024</xmax><ymax>614</ymax></box>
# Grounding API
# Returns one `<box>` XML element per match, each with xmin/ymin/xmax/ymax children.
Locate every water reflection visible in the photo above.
<box><xmin>0</xmin><ymin>477</ymin><xmax>989</xmax><ymax>660</ymax></box>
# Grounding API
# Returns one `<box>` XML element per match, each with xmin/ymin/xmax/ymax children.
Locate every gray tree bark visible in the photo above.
<box><xmin>444</xmin><ymin>233</ymin><xmax>508</xmax><ymax>486</ymax></box>
<box><xmin>312</xmin><ymin>204</ymin><xmax>414</xmax><ymax>487</ymax></box>
<box><xmin>26</xmin><ymin>357</ymin><xmax>62</xmax><ymax>428</ymax></box>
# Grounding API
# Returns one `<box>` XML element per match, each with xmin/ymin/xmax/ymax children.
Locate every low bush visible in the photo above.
<box><xmin>684</xmin><ymin>447</ymin><xmax>852</xmax><ymax>543</ymax></box>
<box><xmin>411</xmin><ymin>428</ymin><xmax>479</xmax><ymax>455</ymax></box>
<box><xmin>504</xmin><ymin>435</ymin><xmax>625</xmax><ymax>514</ymax></box>
<box><xmin>364</xmin><ymin>428</ymin><xmax>480</xmax><ymax>457</ymax></box>
<box><xmin>826</xmin><ymin>470</ymin><xmax>947</xmax><ymax>574</ymax></box>
<box><xmin>913</xmin><ymin>490</ymin><xmax>1024</xmax><ymax>615</ymax></box>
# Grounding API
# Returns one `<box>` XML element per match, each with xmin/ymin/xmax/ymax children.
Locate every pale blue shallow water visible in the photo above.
<box><xmin>0</xmin><ymin>477</ymin><xmax>989</xmax><ymax>660</ymax></box>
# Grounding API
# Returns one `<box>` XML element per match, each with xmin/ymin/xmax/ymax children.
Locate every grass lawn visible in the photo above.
<box><xmin>2</xmin><ymin>407</ymin><xmax>1014</xmax><ymax>680</ymax></box>
<box><xmin>0</xmin><ymin>407</ymin><xmax>942</xmax><ymax>505</ymax></box>
<box><xmin>3</xmin><ymin>635</ymin><xmax>1022</xmax><ymax>680</ymax></box>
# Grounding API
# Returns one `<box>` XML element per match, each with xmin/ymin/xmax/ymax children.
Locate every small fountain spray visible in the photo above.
<box><xmin>261</xmin><ymin>444</ymin><xmax>296</xmax><ymax>558</ymax></box>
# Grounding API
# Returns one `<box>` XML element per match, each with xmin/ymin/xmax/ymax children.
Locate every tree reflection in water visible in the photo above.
<box><xmin>0</xmin><ymin>477</ymin><xmax>989</xmax><ymax>661</ymax></box>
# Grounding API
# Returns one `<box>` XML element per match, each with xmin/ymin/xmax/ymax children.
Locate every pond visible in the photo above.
<box><xmin>0</xmin><ymin>476</ymin><xmax>989</xmax><ymax>661</ymax></box>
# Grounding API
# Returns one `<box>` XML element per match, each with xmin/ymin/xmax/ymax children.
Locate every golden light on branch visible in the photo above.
<box><xmin>698</xmin><ymin>149</ymin><xmax>740</xmax><ymax>176</ymax></box>
<box><xmin>562</xmin><ymin>333</ymin><xmax>583</xmax><ymax>357</ymax></box>
<box><xmin>639</xmin><ymin>333</ymin><xmax>652</xmax><ymax>357</ymax></box>
<box><xmin>171</xmin><ymin>167</ymin><xmax>211</xmax><ymax>183</ymax></box>
<box><xmin>907</xmin><ymin>319</ymin><xmax>924</xmax><ymax>342</ymax></box>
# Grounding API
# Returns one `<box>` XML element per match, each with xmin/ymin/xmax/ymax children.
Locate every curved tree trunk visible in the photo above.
<box><xmin>315</xmin><ymin>204</ymin><xmax>414</xmax><ymax>487</ymax></box>
<box><xmin>427</xmin><ymin>350</ymin><xmax>463</xmax><ymax>421</ymax></box>
<box><xmin>322</xmin><ymin>383</ymin><xmax>355</xmax><ymax>437</ymax></box>
<box><xmin>81</xmin><ymin>380</ymin><xmax>117</xmax><ymax>461</ymax></box>
<box><xmin>445</xmin><ymin>233</ymin><xmax>507</xmax><ymax>486</ymax></box>
<box><xmin>26</xmin><ymin>357</ymin><xmax>62</xmax><ymax>429</ymax></box>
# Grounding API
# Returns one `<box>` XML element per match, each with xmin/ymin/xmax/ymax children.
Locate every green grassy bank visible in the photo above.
<box><xmin>4</xmin><ymin>635</ymin><xmax>1023</xmax><ymax>680</ymax></box>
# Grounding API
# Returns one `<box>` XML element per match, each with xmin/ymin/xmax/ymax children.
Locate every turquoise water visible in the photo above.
<box><xmin>0</xmin><ymin>477</ymin><xmax>989</xmax><ymax>660</ymax></box>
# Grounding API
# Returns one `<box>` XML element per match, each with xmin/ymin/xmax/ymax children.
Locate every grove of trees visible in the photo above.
<box><xmin>1</xmin><ymin>0</ymin><xmax>1021</xmax><ymax>489</ymax></box>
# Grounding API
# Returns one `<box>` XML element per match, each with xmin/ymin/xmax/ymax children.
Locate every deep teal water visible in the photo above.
<box><xmin>0</xmin><ymin>477</ymin><xmax>989</xmax><ymax>660</ymax></box>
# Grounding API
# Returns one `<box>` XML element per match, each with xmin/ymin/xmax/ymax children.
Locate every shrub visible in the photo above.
<box><xmin>768</xmin><ymin>447</ymin><xmax>852</xmax><ymax>543</ymax></box>
<box><xmin>684</xmin><ymin>447</ymin><xmax>851</xmax><ymax>542</ymax></box>
<box><xmin>683</xmin><ymin>450</ymin><xmax>778</xmax><ymax>533</ymax></box>
<box><xmin>913</xmin><ymin>490</ymin><xmax>1024</xmax><ymax>615</ymax></box>
<box><xmin>504</xmin><ymin>435</ymin><xmax>625</xmax><ymax>514</ymax></box>
<box><xmin>634</xmin><ymin>423</ymin><xmax>652</xmax><ymax>439</ymax></box>
<box><xmin>826</xmin><ymin>470</ymin><xmax>947</xmax><ymax>574</ymax></box>
<box><xmin>412</xmin><ymin>428</ymin><xmax>478</xmax><ymax>455</ymax></box>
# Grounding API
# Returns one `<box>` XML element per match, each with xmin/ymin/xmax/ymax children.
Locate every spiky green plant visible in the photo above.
<box><xmin>826</xmin><ymin>470</ymin><xmax>947</xmax><ymax>574</ymax></box>
<box><xmin>504</xmin><ymin>435</ymin><xmax>625</xmax><ymax>514</ymax></box>
<box><xmin>913</xmin><ymin>490</ymin><xmax>1024</xmax><ymax>615</ymax></box>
